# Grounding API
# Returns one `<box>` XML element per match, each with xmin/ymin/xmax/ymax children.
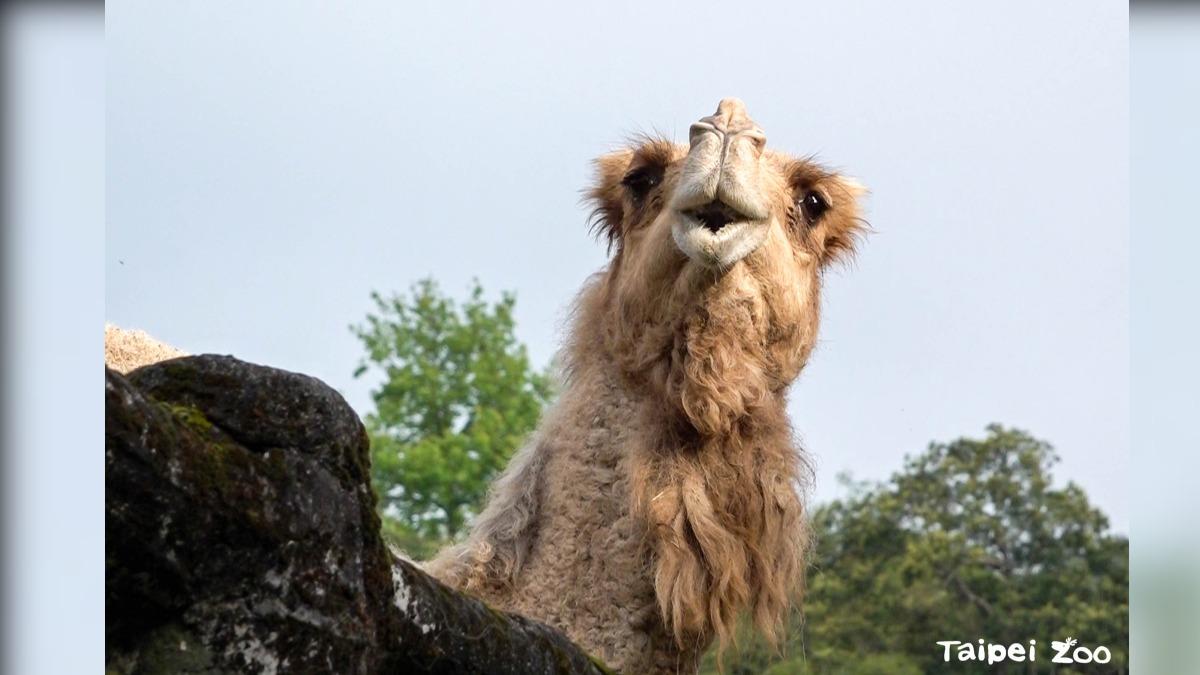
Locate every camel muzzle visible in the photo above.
<box><xmin>669</xmin><ymin>98</ymin><xmax>772</xmax><ymax>268</ymax></box>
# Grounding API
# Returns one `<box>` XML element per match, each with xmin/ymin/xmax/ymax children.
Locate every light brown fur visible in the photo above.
<box><xmin>429</xmin><ymin>101</ymin><xmax>866</xmax><ymax>673</ymax></box>
<box><xmin>104</xmin><ymin>324</ymin><xmax>186</xmax><ymax>373</ymax></box>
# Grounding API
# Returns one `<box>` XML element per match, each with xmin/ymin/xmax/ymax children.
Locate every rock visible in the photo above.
<box><xmin>105</xmin><ymin>355</ymin><xmax>611</xmax><ymax>675</ymax></box>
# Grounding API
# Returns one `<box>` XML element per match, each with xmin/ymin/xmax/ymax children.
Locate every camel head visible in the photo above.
<box><xmin>588</xmin><ymin>98</ymin><xmax>866</xmax><ymax>438</ymax></box>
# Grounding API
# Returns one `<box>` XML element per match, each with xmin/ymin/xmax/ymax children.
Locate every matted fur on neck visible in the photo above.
<box><xmin>426</xmin><ymin>268</ymin><xmax>812</xmax><ymax>652</ymax></box>
<box><xmin>426</xmin><ymin>240</ymin><xmax>818</xmax><ymax>664</ymax></box>
<box><xmin>594</xmin><ymin>238</ymin><xmax>814</xmax><ymax>649</ymax></box>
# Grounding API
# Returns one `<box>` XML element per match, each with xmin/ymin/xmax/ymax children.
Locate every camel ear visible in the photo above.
<box><xmin>586</xmin><ymin>149</ymin><xmax>634</xmax><ymax>250</ymax></box>
<box><xmin>818</xmin><ymin>175</ymin><xmax>869</xmax><ymax>266</ymax></box>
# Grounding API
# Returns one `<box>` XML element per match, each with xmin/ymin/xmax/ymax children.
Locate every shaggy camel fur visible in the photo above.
<box><xmin>104</xmin><ymin>324</ymin><xmax>186</xmax><ymax>374</ymax></box>
<box><xmin>427</xmin><ymin>98</ymin><xmax>866</xmax><ymax>673</ymax></box>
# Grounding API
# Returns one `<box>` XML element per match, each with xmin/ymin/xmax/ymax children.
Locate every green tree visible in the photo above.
<box><xmin>353</xmin><ymin>278</ymin><xmax>553</xmax><ymax>542</ymax></box>
<box><xmin>804</xmin><ymin>425</ymin><xmax>1127</xmax><ymax>674</ymax></box>
<box><xmin>703</xmin><ymin>425</ymin><xmax>1128</xmax><ymax>675</ymax></box>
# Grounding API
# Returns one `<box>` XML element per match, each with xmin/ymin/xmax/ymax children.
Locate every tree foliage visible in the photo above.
<box><xmin>353</xmin><ymin>278</ymin><xmax>552</xmax><ymax>541</ymax></box>
<box><xmin>703</xmin><ymin>425</ymin><xmax>1128</xmax><ymax>674</ymax></box>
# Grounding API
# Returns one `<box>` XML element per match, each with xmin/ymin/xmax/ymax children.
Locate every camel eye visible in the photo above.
<box><xmin>621</xmin><ymin>166</ymin><xmax>663</xmax><ymax>201</ymax></box>
<box><xmin>800</xmin><ymin>190</ymin><xmax>828</xmax><ymax>221</ymax></box>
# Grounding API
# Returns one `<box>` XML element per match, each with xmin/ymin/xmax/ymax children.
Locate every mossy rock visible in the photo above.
<box><xmin>106</xmin><ymin>356</ymin><xmax>610</xmax><ymax>674</ymax></box>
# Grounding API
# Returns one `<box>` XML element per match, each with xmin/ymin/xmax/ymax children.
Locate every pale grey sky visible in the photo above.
<box><xmin>107</xmin><ymin>1</ymin><xmax>1128</xmax><ymax>530</ymax></box>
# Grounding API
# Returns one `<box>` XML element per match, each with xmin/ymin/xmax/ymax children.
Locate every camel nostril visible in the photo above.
<box><xmin>745</xmin><ymin>130</ymin><xmax>767</xmax><ymax>155</ymax></box>
<box><xmin>689</xmin><ymin>121</ymin><xmax>721</xmax><ymax>149</ymax></box>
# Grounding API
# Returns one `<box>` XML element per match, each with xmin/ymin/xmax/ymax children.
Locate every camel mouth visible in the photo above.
<box><xmin>671</xmin><ymin>206</ymin><xmax>770</xmax><ymax>269</ymax></box>
<box><xmin>682</xmin><ymin>200</ymin><xmax>749</xmax><ymax>234</ymax></box>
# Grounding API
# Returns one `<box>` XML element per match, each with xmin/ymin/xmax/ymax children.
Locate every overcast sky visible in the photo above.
<box><xmin>107</xmin><ymin>1</ymin><xmax>1128</xmax><ymax>530</ymax></box>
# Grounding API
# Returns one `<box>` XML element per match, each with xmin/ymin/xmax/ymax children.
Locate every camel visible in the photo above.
<box><xmin>103</xmin><ymin>98</ymin><xmax>866</xmax><ymax>673</ymax></box>
<box><xmin>426</xmin><ymin>98</ymin><xmax>866</xmax><ymax>673</ymax></box>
